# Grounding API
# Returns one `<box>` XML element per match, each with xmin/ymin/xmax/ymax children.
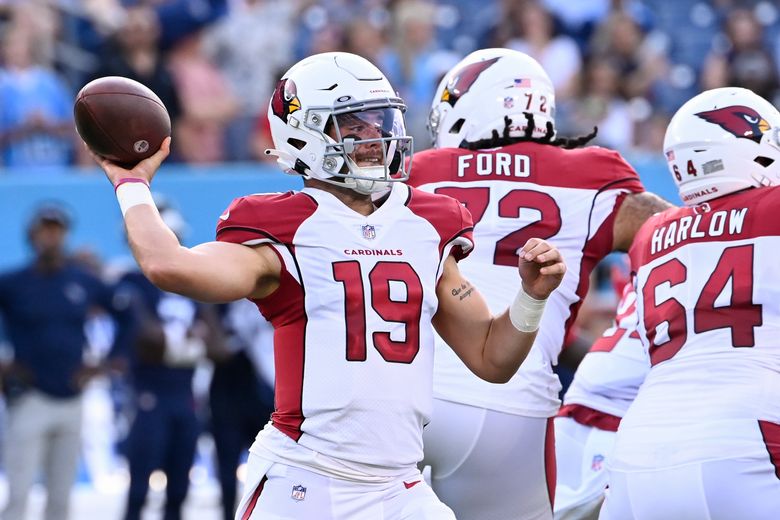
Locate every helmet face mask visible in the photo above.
<box><xmin>429</xmin><ymin>48</ymin><xmax>556</xmax><ymax>149</ymax></box>
<box><xmin>267</xmin><ymin>53</ymin><xmax>413</xmax><ymax>195</ymax></box>
<box><xmin>320</xmin><ymin>102</ymin><xmax>411</xmax><ymax>194</ymax></box>
<box><xmin>664</xmin><ymin>87</ymin><xmax>780</xmax><ymax>206</ymax></box>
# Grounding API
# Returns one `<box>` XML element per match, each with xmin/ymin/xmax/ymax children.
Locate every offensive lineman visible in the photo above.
<box><xmin>601</xmin><ymin>87</ymin><xmax>780</xmax><ymax>519</ymax></box>
<box><xmin>408</xmin><ymin>49</ymin><xmax>671</xmax><ymax>520</ymax></box>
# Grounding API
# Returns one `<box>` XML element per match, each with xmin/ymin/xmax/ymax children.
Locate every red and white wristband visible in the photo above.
<box><xmin>509</xmin><ymin>287</ymin><xmax>548</xmax><ymax>333</ymax></box>
<box><xmin>115</xmin><ymin>178</ymin><xmax>154</xmax><ymax>216</ymax></box>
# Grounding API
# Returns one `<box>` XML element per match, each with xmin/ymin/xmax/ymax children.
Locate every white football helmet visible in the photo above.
<box><xmin>429</xmin><ymin>48</ymin><xmax>556</xmax><ymax>149</ymax></box>
<box><xmin>664</xmin><ymin>87</ymin><xmax>780</xmax><ymax>206</ymax></box>
<box><xmin>266</xmin><ymin>52</ymin><xmax>412</xmax><ymax>194</ymax></box>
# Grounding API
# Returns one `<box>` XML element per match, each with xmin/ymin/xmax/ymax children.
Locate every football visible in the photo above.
<box><xmin>74</xmin><ymin>76</ymin><xmax>171</xmax><ymax>167</ymax></box>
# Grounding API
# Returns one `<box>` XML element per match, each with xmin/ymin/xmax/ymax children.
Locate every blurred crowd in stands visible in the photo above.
<box><xmin>0</xmin><ymin>0</ymin><xmax>779</xmax><ymax>171</ymax></box>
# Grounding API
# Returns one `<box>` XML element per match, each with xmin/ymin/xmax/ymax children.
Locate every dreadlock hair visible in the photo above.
<box><xmin>459</xmin><ymin>114</ymin><xmax>598</xmax><ymax>151</ymax></box>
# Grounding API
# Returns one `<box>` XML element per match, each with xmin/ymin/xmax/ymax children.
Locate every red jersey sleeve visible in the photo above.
<box><xmin>554</xmin><ymin>145</ymin><xmax>646</xmax><ymax>194</ymax></box>
<box><xmin>215</xmin><ymin>191</ymin><xmax>318</xmax><ymax>245</ymax></box>
<box><xmin>592</xmin><ymin>147</ymin><xmax>645</xmax><ymax>194</ymax></box>
<box><xmin>405</xmin><ymin>186</ymin><xmax>474</xmax><ymax>261</ymax></box>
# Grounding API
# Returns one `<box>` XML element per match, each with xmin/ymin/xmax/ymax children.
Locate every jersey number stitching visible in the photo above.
<box><xmin>332</xmin><ymin>261</ymin><xmax>422</xmax><ymax>364</ymax></box>
<box><xmin>642</xmin><ymin>244</ymin><xmax>762</xmax><ymax>366</ymax></box>
<box><xmin>434</xmin><ymin>187</ymin><xmax>562</xmax><ymax>266</ymax></box>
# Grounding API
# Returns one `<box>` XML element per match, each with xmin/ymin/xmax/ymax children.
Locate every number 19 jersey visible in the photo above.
<box><xmin>216</xmin><ymin>182</ymin><xmax>473</xmax><ymax>474</ymax></box>
<box><xmin>409</xmin><ymin>141</ymin><xmax>644</xmax><ymax>417</ymax></box>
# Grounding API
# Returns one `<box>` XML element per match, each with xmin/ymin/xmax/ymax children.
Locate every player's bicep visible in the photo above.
<box><xmin>613</xmin><ymin>192</ymin><xmax>675</xmax><ymax>251</ymax></box>
<box><xmin>161</xmin><ymin>241</ymin><xmax>281</xmax><ymax>303</ymax></box>
<box><xmin>432</xmin><ymin>256</ymin><xmax>493</xmax><ymax>372</ymax></box>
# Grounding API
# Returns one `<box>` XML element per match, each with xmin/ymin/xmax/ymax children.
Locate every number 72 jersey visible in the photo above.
<box><xmin>408</xmin><ymin>141</ymin><xmax>644</xmax><ymax>417</ymax></box>
<box><xmin>621</xmin><ymin>186</ymin><xmax>780</xmax><ymax>468</ymax></box>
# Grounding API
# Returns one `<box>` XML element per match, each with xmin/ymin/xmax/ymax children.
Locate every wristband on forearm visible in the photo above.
<box><xmin>509</xmin><ymin>286</ymin><xmax>548</xmax><ymax>333</ymax></box>
<box><xmin>115</xmin><ymin>178</ymin><xmax>154</xmax><ymax>216</ymax></box>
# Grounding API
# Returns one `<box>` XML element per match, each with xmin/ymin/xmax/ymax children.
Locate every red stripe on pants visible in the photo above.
<box><xmin>241</xmin><ymin>476</ymin><xmax>268</xmax><ymax>520</ymax></box>
<box><xmin>545</xmin><ymin>417</ymin><xmax>557</xmax><ymax>512</ymax></box>
<box><xmin>557</xmin><ymin>403</ymin><xmax>621</xmax><ymax>432</ymax></box>
<box><xmin>759</xmin><ymin>420</ymin><xmax>780</xmax><ymax>480</ymax></box>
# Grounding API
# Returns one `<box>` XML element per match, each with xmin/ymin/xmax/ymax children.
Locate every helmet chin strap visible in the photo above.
<box><xmin>343</xmin><ymin>165</ymin><xmax>391</xmax><ymax>194</ymax></box>
<box><xmin>266</xmin><ymin>144</ymin><xmax>397</xmax><ymax>195</ymax></box>
<box><xmin>264</xmin><ymin>148</ymin><xmax>296</xmax><ymax>162</ymax></box>
<box><xmin>266</xmin><ymin>148</ymin><xmax>313</xmax><ymax>176</ymax></box>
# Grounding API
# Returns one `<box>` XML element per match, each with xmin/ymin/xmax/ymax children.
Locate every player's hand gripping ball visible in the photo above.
<box><xmin>74</xmin><ymin>76</ymin><xmax>171</xmax><ymax>167</ymax></box>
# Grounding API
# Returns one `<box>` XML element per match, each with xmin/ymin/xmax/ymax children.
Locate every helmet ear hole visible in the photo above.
<box><xmin>448</xmin><ymin>118</ymin><xmax>465</xmax><ymax>134</ymax></box>
<box><xmin>287</xmin><ymin>138</ymin><xmax>306</xmax><ymax>150</ymax></box>
<box><xmin>754</xmin><ymin>156</ymin><xmax>775</xmax><ymax>167</ymax></box>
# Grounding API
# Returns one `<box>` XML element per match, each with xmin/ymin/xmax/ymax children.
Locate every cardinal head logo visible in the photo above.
<box><xmin>695</xmin><ymin>105</ymin><xmax>771</xmax><ymax>143</ymax></box>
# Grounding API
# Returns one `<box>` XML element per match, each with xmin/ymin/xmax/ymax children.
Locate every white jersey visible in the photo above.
<box><xmin>613</xmin><ymin>186</ymin><xmax>780</xmax><ymax>470</ymax></box>
<box><xmin>561</xmin><ymin>282</ymin><xmax>649</xmax><ymax>420</ymax></box>
<box><xmin>409</xmin><ymin>141</ymin><xmax>644</xmax><ymax>416</ymax></box>
<box><xmin>216</xmin><ymin>182</ymin><xmax>473</xmax><ymax>474</ymax></box>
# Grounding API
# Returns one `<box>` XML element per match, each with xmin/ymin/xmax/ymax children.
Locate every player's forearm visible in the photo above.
<box><xmin>124</xmin><ymin>204</ymin><xmax>188</xmax><ymax>290</ymax></box>
<box><xmin>479</xmin><ymin>311</ymin><xmax>538</xmax><ymax>383</ymax></box>
<box><xmin>126</xmin><ymin>210</ymin><xmax>277</xmax><ymax>302</ymax></box>
<box><xmin>125</xmin><ymin>214</ymin><xmax>246</xmax><ymax>302</ymax></box>
<box><xmin>613</xmin><ymin>191</ymin><xmax>675</xmax><ymax>251</ymax></box>
<box><xmin>476</xmin><ymin>283</ymin><xmax>550</xmax><ymax>382</ymax></box>
<box><xmin>433</xmin><ymin>281</ymin><xmax>538</xmax><ymax>384</ymax></box>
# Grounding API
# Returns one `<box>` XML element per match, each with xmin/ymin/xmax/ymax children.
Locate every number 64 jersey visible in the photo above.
<box><xmin>614</xmin><ymin>186</ymin><xmax>780</xmax><ymax>471</ymax></box>
<box><xmin>215</xmin><ymin>182</ymin><xmax>473</xmax><ymax>476</ymax></box>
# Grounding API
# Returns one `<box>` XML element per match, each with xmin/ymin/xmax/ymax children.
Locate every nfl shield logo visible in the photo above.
<box><xmin>362</xmin><ymin>224</ymin><xmax>376</xmax><ymax>240</ymax></box>
<box><xmin>591</xmin><ymin>454</ymin><xmax>605</xmax><ymax>471</ymax></box>
<box><xmin>291</xmin><ymin>484</ymin><xmax>306</xmax><ymax>501</ymax></box>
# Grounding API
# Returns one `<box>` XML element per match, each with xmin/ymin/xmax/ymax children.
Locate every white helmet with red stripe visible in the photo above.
<box><xmin>428</xmin><ymin>48</ymin><xmax>556</xmax><ymax>149</ymax></box>
<box><xmin>266</xmin><ymin>52</ymin><xmax>413</xmax><ymax>194</ymax></box>
<box><xmin>664</xmin><ymin>87</ymin><xmax>780</xmax><ymax>206</ymax></box>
